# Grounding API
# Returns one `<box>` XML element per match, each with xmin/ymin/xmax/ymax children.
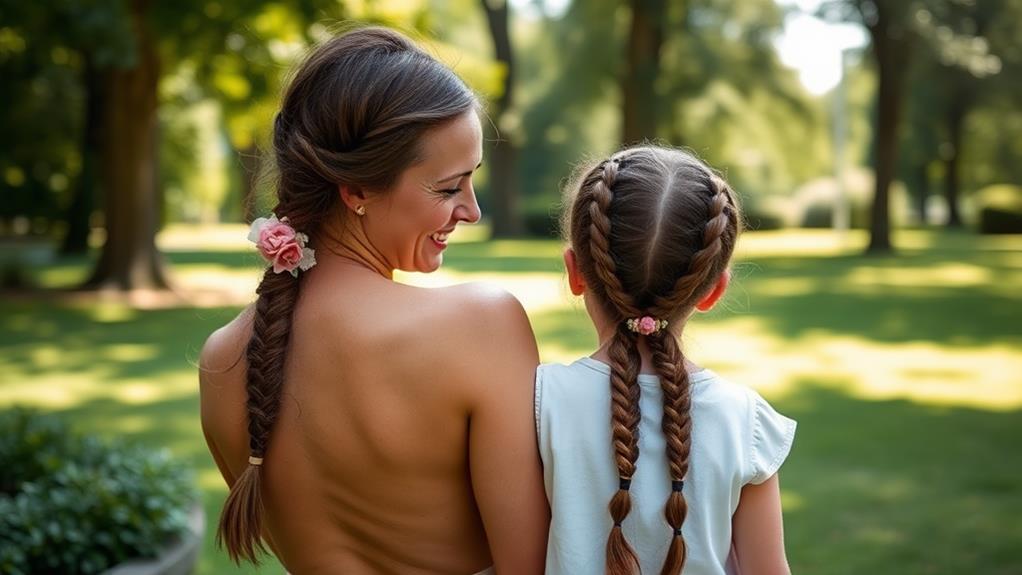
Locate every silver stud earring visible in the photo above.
<box><xmin>355</xmin><ymin>205</ymin><xmax>366</xmax><ymax>216</ymax></box>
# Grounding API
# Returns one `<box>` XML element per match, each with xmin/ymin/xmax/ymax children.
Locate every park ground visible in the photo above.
<box><xmin>2</xmin><ymin>226</ymin><xmax>1020</xmax><ymax>574</ymax></box>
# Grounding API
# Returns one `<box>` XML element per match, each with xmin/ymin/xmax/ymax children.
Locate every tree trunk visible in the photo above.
<box><xmin>943</xmin><ymin>96</ymin><xmax>966</xmax><ymax>228</ymax></box>
<box><xmin>480</xmin><ymin>0</ymin><xmax>523</xmax><ymax>237</ymax></box>
<box><xmin>60</xmin><ymin>54</ymin><xmax>103</xmax><ymax>255</ymax></box>
<box><xmin>865</xmin><ymin>3</ymin><xmax>911</xmax><ymax>254</ymax></box>
<box><xmin>84</xmin><ymin>0</ymin><xmax>168</xmax><ymax>290</ymax></box>
<box><xmin>622</xmin><ymin>0</ymin><xmax>667</xmax><ymax>145</ymax></box>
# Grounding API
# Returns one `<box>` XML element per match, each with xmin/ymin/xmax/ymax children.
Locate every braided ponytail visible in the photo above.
<box><xmin>566</xmin><ymin>147</ymin><xmax>740</xmax><ymax>575</ymax></box>
<box><xmin>216</xmin><ymin>268</ymin><xmax>300</xmax><ymax>563</ymax></box>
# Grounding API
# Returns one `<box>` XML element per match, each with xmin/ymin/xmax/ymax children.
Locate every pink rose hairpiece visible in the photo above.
<box><xmin>625</xmin><ymin>315</ymin><xmax>668</xmax><ymax>336</ymax></box>
<box><xmin>247</xmin><ymin>214</ymin><xmax>316</xmax><ymax>277</ymax></box>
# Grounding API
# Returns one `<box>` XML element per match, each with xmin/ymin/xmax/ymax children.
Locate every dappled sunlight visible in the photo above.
<box><xmin>735</xmin><ymin>229</ymin><xmax>868</xmax><ymax>258</ymax></box>
<box><xmin>0</xmin><ymin>368</ymin><xmax>198</xmax><ymax>410</ymax></box>
<box><xmin>198</xmin><ymin>468</ymin><xmax>229</xmax><ymax>493</ymax></box>
<box><xmin>779</xmin><ymin>490</ymin><xmax>806</xmax><ymax>513</ymax></box>
<box><xmin>104</xmin><ymin>343</ymin><xmax>160</xmax><ymax>362</ymax></box>
<box><xmin>89</xmin><ymin>302</ymin><xmax>138</xmax><ymax>323</ymax></box>
<box><xmin>690</xmin><ymin>319</ymin><xmax>1022</xmax><ymax>411</ymax></box>
<box><xmin>844</xmin><ymin>262</ymin><xmax>994</xmax><ymax>289</ymax></box>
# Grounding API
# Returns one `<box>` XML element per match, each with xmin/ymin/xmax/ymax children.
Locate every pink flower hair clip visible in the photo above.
<box><xmin>625</xmin><ymin>315</ymin><xmax>669</xmax><ymax>336</ymax></box>
<box><xmin>247</xmin><ymin>214</ymin><xmax>316</xmax><ymax>277</ymax></box>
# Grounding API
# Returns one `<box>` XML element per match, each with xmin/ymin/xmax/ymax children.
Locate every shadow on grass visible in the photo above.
<box><xmin>777</xmin><ymin>380</ymin><xmax>1022</xmax><ymax>575</ymax></box>
<box><xmin>1</xmin><ymin>302</ymin><xmax>244</xmax><ymax>381</ymax></box>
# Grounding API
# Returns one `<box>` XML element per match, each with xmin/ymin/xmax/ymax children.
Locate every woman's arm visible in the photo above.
<box><xmin>460</xmin><ymin>287</ymin><xmax>549</xmax><ymax>574</ymax></box>
<box><xmin>731</xmin><ymin>473</ymin><xmax>791</xmax><ymax>575</ymax></box>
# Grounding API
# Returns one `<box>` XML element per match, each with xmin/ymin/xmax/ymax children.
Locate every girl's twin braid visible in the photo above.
<box><xmin>648</xmin><ymin>174</ymin><xmax>737</xmax><ymax>574</ymax></box>
<box><xmin>651</xmin><ymin>177</ymin><xmax>735</xmax><ymax>314</ymax></box>
<box><xmin>587</xmin><ymin>159</ymin><xmax>641</xmax><ymax>319</ymax></box>
<box><xmin>588</xmin><ymin>159</ymin><xmax>644</xmax><ymax>575</ymax></box>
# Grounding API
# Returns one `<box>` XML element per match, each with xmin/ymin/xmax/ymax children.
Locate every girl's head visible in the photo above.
<box><xmin>217</xmin><ymin>26</ymin><xmax>478</xmax><ymax>564</ymax></box>
<box><xmin>563</xmin><ymin>146</ymin><xmax>741</xmax><ymax>575</ymax></box>
<box><xmin>565</xmin><ymin>146</ymin><xmax>740</xmax><ymax>323</ymax></box>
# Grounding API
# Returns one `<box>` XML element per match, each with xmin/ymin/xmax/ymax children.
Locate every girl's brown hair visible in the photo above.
<box><xmin>565</xmin><ymin>146</ymin><xmax>741</xmax><ymax>575</ymax></box>
<box><xmin>216</xmin><ymin>26</ymin><xmax>477</xmax><ymax>564</ymax></box>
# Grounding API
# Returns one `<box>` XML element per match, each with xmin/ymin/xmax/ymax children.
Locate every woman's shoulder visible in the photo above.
<box><xmin>421</xmin><ymin>282</ymin><xmax>534</xmax><ymax>342</ymax></box>
<box><xmin>199</xmin><ymin>305</ymin><xmax>254</xmax><ymax>376</ymax></box>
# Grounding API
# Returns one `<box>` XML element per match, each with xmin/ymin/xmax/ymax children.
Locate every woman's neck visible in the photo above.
<box><xmin>317</xmin><ymin>213</ymin><xmax>393</xmax><ymax>279</ymax></box>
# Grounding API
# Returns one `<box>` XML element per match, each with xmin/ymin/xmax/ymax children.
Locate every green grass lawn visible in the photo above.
<box><xmin>2</xmin><ymin>226</ymin><xmax>1020</xmax><ymax>574</ymax></box>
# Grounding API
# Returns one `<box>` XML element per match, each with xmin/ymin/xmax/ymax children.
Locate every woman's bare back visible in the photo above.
<box><xmin>201</xmin><ymin>265</ymin><xmax>546</xmax><ymax>574</ymax></box>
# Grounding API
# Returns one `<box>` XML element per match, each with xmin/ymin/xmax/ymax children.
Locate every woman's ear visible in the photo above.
<box><xmin>696</xmin><ymin>268</ymin><xmax>731</xmax><ymax>312</ymax></box>
<box><xmin>339</xmin><ymin>184</ymin><xmax>369</xmax><ymax>215</ymax></box>
<box><xmin>564</xmin><ymin>248</ymin><xmax>586</xmax><ymax>296</ymax></box>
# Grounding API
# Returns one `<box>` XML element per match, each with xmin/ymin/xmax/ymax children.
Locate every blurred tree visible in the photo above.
<box><xmin>0</xmin><ymin>0</ymin><xmax>133</xmax><ymax>252</ymax></box>
<box><xmin>85</xmin><ymin>0</ymin><xmax>342</xmax><ymax>290</ymax></box>
<box><xmin>83</xmin><ymin>0</ymin><xmax>169</xmax><ymax>289</ymax></box>
<box><xmin>480</xmin><ymin>0</ymin><xmax>524</xmax><ymax>236</ymax></box>
<box><xmin>663</xmin><ymin>0</ymin><xmax>819</xmax><ymax>197</ymax></box>
<box><xmin>822</xmin><ymin>0</ymin><xmax>917</xmax><ymax>254</ymax></box>
<box><xmin>514</xmin><ymin>0</ymin><xmax>817</xmax><ymax>231</ymax></box>
<box><xmin>622</xmin><ymin>0</ymin><xmax>667</xmax><ymax>144</ymax></box>
<box><xmin>919</xmin><ymin>0</ymin><xmax>1021</xmax><ymax>227</ymax></box>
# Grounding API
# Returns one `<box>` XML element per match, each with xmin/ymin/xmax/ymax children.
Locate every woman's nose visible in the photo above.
<box><xmin>457</xmin><ymin>186</ymin><xmax>482</xmax><ymax>224</ymax></box>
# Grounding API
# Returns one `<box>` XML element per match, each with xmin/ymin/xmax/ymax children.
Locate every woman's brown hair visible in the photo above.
<box><xmin>564</xmin><ymin>146</ymin><xmax>741</xmax><ymax>574</ymax></box>
<box><xmin>216</xmin><ymin>26</ymin><xmax>477</xmax><ymax>564</ymax></box>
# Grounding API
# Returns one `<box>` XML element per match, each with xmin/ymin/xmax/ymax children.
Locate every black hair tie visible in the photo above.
<box><xmin>673</xmin><ymin>527</ymin><xmax>683</xmax><ymax>537</ymax></box>
<box><xmin>671</xmin><ymin>480</ymin><xmax>684</xmax><ymax>492</ymax></box>
<box><xmin>619</xmin><ymin>477</ymin><xmax>632</xmax><ymax>491</ymax></box>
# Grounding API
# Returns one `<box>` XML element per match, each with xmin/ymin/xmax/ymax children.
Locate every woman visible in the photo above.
<box><xmin>199</xmin><ymin>27</ymin><xmax>548</xmax><ymax>574</ymax></box>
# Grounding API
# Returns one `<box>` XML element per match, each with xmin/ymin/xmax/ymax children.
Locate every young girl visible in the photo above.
<box><xmin>536</xmin><ymin>146</ymin><xmax>796</xmax><ymax>575</ymax></box>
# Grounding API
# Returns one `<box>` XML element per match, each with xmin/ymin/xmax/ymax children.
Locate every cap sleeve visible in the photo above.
<box><xmin>534</xmin><ymin>364</ymin><xmax>544</xmax><ymax>438</ymax></box>
<box><xmin>747</xmin><ymin>389</ymin><xmax>797</xmax><ymax>485</ymax></box>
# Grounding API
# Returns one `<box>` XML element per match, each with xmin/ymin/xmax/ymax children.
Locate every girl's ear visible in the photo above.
<box><xmin>696</xmin><ymin>268</ymin><xmax>731</xmax><ymax>312</ymax></box>
<box><xmin>564</xmin><ymin>248</ymin><xmax>586</xmax><ymax>296</ymax></box>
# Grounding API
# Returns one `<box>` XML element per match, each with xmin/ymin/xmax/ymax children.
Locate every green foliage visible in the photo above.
<box><xmin>0</xmin><ymin>409</ymin><xmax>198</xmax><ymax>575</ymax></box>
<box><xmin>975</xmin><ymin>185</ymin><xmax>1022</xmax><ymax>234</ymax></box>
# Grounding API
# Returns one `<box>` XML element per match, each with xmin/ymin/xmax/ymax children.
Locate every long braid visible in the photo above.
<box><xmin>216</xmin><ymin>267</ymin><xmax>300</xmax><ymax>564</ymax></box>
<box><xmin>648</xmin><ymin>333</ymin><xmax>691</xmax><ymax>574</ymax></box>
<box><xmin>586</xmin><ymin>160</ymin><xmax>644</xmax><ymax>575</ymax></box>
<box><xmin>648</xmin><ymin>176</ymin><xmax>736</xmax><ymax>575</ymax></box>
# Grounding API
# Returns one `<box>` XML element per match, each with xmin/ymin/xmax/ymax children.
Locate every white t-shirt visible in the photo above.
<box><xmin>535</xmin><ymin>357</ymin><xmax>796</xmax><ymax>575</ymax></box>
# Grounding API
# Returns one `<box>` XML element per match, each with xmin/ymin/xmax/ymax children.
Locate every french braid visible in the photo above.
<box><xmin>587</xmin><ymin>160</ymin><xmax>645</xmax><ymax>575</ymax></box>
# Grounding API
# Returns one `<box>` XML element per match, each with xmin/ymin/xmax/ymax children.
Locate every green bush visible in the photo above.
<box><xmin>974</xmin><ymin>185</ymin><xmax>1022</xmax><ymax>234</ymax></box>
<box><xmin>0</xmin><ymin>409</ymin><xmax>198</xmax><ymax>575</ymax></box>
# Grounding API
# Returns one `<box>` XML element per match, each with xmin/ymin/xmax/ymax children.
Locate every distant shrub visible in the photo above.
<box><xmin>793</xmin><ymin>169</ymin><xmax>912</xmax><ymax>229</ymax></box>
<box><xmin>0</xmin><ymin>409</ymin><xmax>197</xmax><ymax>575</ymax></box>
<box><xmin>975</xmin><ymin>185</ymin><xmax>1022</xmax><ymax>234</ymax></box>
<box><xmin>741</xmin><ymin>195</ymin><xmax>790</xmax><ymax>231</ymax></box>
<box><xmin>521</xmin><ymin>201</ymin><xmax>563</xmax><ymax>238</ymax></box>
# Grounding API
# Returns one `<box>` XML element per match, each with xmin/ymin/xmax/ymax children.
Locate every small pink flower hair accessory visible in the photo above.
<box><xmin>625</xmin><ymin>315</ymin><xmax>669</xmax><ymax>336</ymax></box>
<box><xmin>247</xmin><ymin>214</ymin><xmax>316</xmax><ymax>277</ymax></box>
